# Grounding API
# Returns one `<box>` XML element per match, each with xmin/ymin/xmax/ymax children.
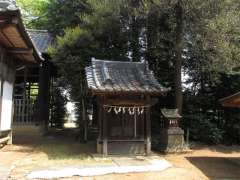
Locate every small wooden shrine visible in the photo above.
<box><xmin>161</xmin><ymin>109</ymin><xmax>182</xmax><ymax>128</ymax></box>
<box><xmin>159</xmin><ymin>109</ymin><xmax>184</xmax><ymax>152</ymax></box>
<box><xmin>85</xmin><ymin>58</ymin><xmax>168</xmax><ymax>155</ymax></box>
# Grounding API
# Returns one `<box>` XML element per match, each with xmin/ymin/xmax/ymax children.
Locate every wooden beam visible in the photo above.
<box><xmin>0</xmin><ymin>28</ymin><xmax>15</xmax><ymax>47</ymax></box>
<box><xmin>0</xmin><ymin>53</ymin><xmax>4</xmax><ymax>130</ymax></box>
<box><xmin>0</xmin><ymin>17</ymin><xmax>19</xmax><ymax>26</ymax></box>
<box><xmin>145</xmin><ymin>95</ymin><xmax>151</xmax><ymax>155</ymax></box>
<box><xmin>97</xmin><ymin>97</ymin><xmax>102</xmax><ymax>140</ymax></box>
<box><xmin>16</xmin><ymin>74</ymin><xmax>39</xmax><ymax>78</ymax></box>
<box><xmin>105</xmin><ymin>99</ymin><xmax>149</xmax><ymax>106</ymax></box>
<box><xmin>0</xmin><ymin>80</ymin><xmax>3</xmax><ymax>130</ymax></box>
<box><xmin>223</xmin><ymin>102</ymin><xmax>240</xmax><ymax>108</ymax></box>
<box><xmin>7</xmin><ymin>48</ymin><xmax>33</xmax><ymax>54</ymax></box>
<box><xmin>92</xmin><ymin>90</ymin><xmax>164</xmax><ymax>96</ymax></box>
<box><xmin>102</xmin><ymin>96</ymin><xmax>108</xmax><ymax>156</ymax></box>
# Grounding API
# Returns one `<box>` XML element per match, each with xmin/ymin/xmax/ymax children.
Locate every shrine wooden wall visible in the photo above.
<box><xmin>0</xmin><ymin>46</ymin><xmax>15</xmax><ymax>144</ymax></box>
<box><xmin>96</xmin><ymin>95</ymin><xmax>151</xmax><ymax>155</ymax></box>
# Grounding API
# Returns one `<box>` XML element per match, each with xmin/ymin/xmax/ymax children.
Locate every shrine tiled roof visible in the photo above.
<box><xmin>28</xmin><ymin>29</ymin><xmax>53</xmax><ymax>53</ymax></box>
<box><xmin>0</xmin><ymin>0</ymin><xmax>17</xmax><ymax>12</ymax></box>
<box><xmin>161</xmin><ymin>109</ymin><xmax>182</xmax><ymax>118</ymax></box>
<box><xmin>85</xmin><ymin>58</ymin><xmax>169</xmax><ymax>95</ymax></box>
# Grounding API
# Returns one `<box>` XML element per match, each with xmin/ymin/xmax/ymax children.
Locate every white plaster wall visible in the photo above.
<box><xmin>0</xmin><ymin>80</ymin><xmax>13</xmax><ymax>130</ymax></box>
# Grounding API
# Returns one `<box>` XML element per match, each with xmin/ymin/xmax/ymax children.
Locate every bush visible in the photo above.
<box><xmin>183</xmin><ymin>113</ymin><xmax>224</xmax><ymax>144</ymax></box>
<box><xmin>50</xmin><ymin>87</ymin><xmax>67</xmax><ymax>128</ymax></box>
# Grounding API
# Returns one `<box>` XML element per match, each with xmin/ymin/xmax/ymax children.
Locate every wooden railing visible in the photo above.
<box><xmin>13</xmin><ymin>99</ymin><xmax>36</xmax><ymax>125</ymax></box>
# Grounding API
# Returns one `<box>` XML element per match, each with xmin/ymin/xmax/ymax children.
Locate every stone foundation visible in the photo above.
<box><xmin>159</xmin><ymin>127</ymin><xmax>184</xmax><ymax>152</ymax></box>
<box><xmin>97</xmin><ymin>139</ymin><xmax>147</xmax><ymax>155</ymax></box>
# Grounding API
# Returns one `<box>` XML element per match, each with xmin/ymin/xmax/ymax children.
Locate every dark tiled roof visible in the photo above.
<box><xmin>0</xmin><ymin>0</ymin><xmax>18</xmax><ymax>12</ymax></box>
<box><xmin>85</xmin><ymin>58</ymin><xmax>169</xmax><ymax>95</ymax></box>
<box><xmin>161</xmin><ymin>109</ymin><xmax>182</xmax><ymax>118</ymax></box>
<box><xmin>27</xmin><ymin>29</ymin><xmax>53</xmax><ymax>53</ymax></box>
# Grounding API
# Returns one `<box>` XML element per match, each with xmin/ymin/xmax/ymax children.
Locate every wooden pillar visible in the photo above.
<box><xmin>92</xmin><ymin>98</ymin><xmax>98</xmax><ymax>126</ymax></box>
<box><xmin>0</xmin><ymin>70</ymin><xmax>3</xmax><ymax>131</ymax></box>
<box><xmin>146</xmin><ymin>95</ymin><xmax>151</xmax><ymax>155</ymax></box>
<box><xmin>8</xmin><ymin>75</ymin><xmax>15</xmax><ymax>145</ymax></box>
<box><xmin>49</xmin><ymin>77</ymin><xmax>54</xmax><ymax>127</ymax></box>
<box><xmin>96</xmin><ymin>96</ymin><xmax>102</xmax><ymax>153</ymax></box>
<box><xmin>0</xmin><ymin>52</ymin><xmax>4</xmax><ymax>133</ymax></box>
<box><xmin>97</xmin><ymin>97</ymin><xmax>102</xmax><ymax>140</ymax></box>
<box><xmin>38</xmin><ymin>60</ymin><xmax>51</xmax><ymax>134</ymax></box>
<box><xmin>7</xmin><ymin>130</ymin><xmax>12</xmax><ymax>145</ymax></box>
<box><xmin>102</xmin><ymin>96</ymin><xmax>108</xmax><ymax>156</ymax></box>
<box><xmin>22</xmin><ymin>67</ymin><xmax>27</xmax><ymax>123</ymax></box>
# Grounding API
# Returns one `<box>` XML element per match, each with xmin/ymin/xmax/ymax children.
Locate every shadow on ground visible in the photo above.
<box><xmin>12</xmin><ymin>127</ymin><xmax>96</xmax><ymax>160</ymax></box>
<box><xmin>186</xmin><ymin>156</ymin><xmax>240</xmax><ymax>179</ymax></box>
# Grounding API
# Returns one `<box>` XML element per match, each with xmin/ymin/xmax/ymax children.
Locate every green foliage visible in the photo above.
<box><xmin>183</xmin><ymin>73</ymin><xmax>240</xmax><ymax>144</ymax></box>
<box><xmin>49</xmin><ymin>26</ymin><xmax>93</xmax><ymax>96</ymax></box>
<box><xmin>184</xmin><ymin>0</ymin><xmax>240</xmax><ymax>78</ymax></box>
<box><xmin>43</xmin><ymin>0</ymin><xmax>91</xmax><ymax>35</ymax></box>
<box><xmin>184</xmin><ymin>112</ymin><xmax>224</xmax><ymax>144</ymax></box>
<box><xmin>50</xmin><ymin>86</ymin><xmax>67</xmax><ymax>128</ymax></box>
<box><xmin>16</xmin><ymin>0</ymin><xmax>50</xmax><ymax>29</ymax></box>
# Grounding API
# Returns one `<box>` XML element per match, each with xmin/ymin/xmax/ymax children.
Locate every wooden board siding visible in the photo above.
<box><xmin>0</xmin><ymin>31</ymin><xmax>13</xmax><ymax>47</ymax></box>
<box><xmin>106</xmin><ymin>110</ymin><xmax>145</xmax><ymax>140</ymax></box>
<box><xmin>2</xmin><ymin>25</ymin><xmax>28</xmax><ymax>48</ymax></box>
<box><xmin>108</xmin><ymin>141</ymin><xmax>146</xmax><ymax>155</ymax></box>
<box><xmin>0</xmin><ymin>24</ymin><xmax>37</xmax><ymax>63</ymax></box>
<box><xmin>95</xmin><ymin>94</ymin><xmax>152</xmax><ymax>155</ymax></box>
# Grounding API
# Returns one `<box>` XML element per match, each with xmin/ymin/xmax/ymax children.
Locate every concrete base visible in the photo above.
<box><xmin>0</xmin><ymin>130</ymin><xmax>12</xmax><ymax>145</ymax></box>
<box><xmin>97</xmin><ymin>139</ymin><xmax>147</xmax><ymax>155</ymax></box>
<box><xmin>7</xmin><ymin>130</ymin><xmax>12</xmax><ymax>145</ymax></box>
<box><xmin>97</xmin><ymin>139</ymin><xmax>102</xmax><ymax>154</ymax></box>
<box><xmin>159</xmin><ymin>128</ymin><xmax>184</xmax><ymax>153</ymax></box>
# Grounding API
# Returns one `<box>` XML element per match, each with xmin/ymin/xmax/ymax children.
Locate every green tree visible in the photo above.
<box><xmin>18</xmin><ymin>0</ymin><xmax>240</xmax><ymax>144</ymax></box>
<box><xmin>50</xmin><ymin>86</ymin><xmax>67</xmax><ymax>128</ymax></box>
<box><xmin>16</xmin><ymin>0</ymin><xmax>49</xmax><ymax>29</ymax></box>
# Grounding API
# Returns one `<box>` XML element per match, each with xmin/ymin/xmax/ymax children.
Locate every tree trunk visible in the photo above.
<box><xmin>131</xmin><ymin>15</ymin><xmax>140</xmax><ymax>62</ymax></box>
<box><xmin>174</xmin><ymin>0</ymin><xmax>184</xmax><ymax>114</ymax></box>
<box><xmin>39</xmin><ymin>61</ymin><xmax>51</xmax><ymax>134</ymax></box>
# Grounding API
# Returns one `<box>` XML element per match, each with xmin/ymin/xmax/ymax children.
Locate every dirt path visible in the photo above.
<box><xmin>1</xmin><ymin>128</ymin><xmax>240</xmax><ymax>180</ymax></box>
<box><xmin>77</xmin><ymin>145</ymin><xmax>240</xmax><ymax>180</ymax></box>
